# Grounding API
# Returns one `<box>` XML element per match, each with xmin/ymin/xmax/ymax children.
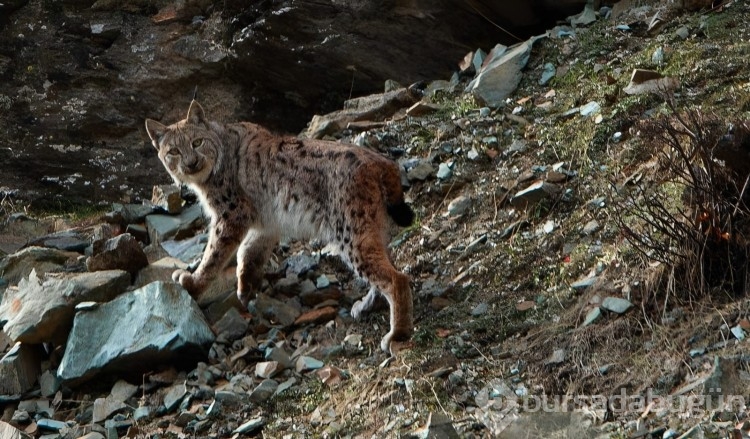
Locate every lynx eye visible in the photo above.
<box><xmin>192</xmin><ymin>138</ymin><xmax>204</xmax><ymax>149</ymax></box>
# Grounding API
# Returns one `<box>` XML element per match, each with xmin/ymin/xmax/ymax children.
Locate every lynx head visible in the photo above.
<box><xmin>145</xmin><ymin>100</ymin><xmax>221</xmax><ymax>186</ymax></box>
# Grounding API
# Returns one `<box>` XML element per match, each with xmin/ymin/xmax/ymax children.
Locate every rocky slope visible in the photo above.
<box><xmin>3</xmin><ymin>0</ymin><xmax>750</xmax><ymax>438</ymax></box>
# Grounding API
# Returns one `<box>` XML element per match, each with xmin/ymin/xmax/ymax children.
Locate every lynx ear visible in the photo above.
<box><xmin>186</xmin><ymin>100</ymin><xmax>206</xmax><ymax>125</ymax></box>
<box><xmin>145</xmin><ymin>119</ymin><xmax>167</xmax><ymax>149</ymax></box>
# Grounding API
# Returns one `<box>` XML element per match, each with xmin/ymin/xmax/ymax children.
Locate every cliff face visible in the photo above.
<box><xmin>0</xmin><ymin>0</ymin><xmax>585</xmax><ymax>208</ymax></box>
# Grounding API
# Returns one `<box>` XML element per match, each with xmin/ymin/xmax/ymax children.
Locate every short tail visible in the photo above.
<box><xmin>387</xmin><ymin>201</ymin><xmax>415</xmax><ymax>227</ymax></box>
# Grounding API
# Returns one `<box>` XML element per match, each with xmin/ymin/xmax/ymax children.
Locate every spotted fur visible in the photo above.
<box><xmin>145</xmin><ymin>100</ymin><xmax>414</xmax><ymax>353</ymax></box>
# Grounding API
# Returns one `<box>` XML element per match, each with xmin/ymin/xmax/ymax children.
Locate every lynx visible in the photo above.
<box><xmin>145</xmin><ymin>100</ymin><xmax>414</xmax><ymax>353</ymax></box>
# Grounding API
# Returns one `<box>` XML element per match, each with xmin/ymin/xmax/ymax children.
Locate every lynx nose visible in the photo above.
<box><xmin>185</xmin><ymin>158</ymin><xmax>200</xmax><ymax>173</ymax></box>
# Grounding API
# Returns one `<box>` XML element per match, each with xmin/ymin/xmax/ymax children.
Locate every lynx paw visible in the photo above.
<box><xmin>350</xmin><ymin>299</ymin><xmax>367</xmax><ymax>320</ymax></box>
<box><xmin>172</xmin><ymin>269</ymin><xmax>197</xmax><ymax>296</ymax></box>
<box><xmin>380</xmin><ymin>327</ymin><xmax>413</xmax><ymax>355</ymax></box>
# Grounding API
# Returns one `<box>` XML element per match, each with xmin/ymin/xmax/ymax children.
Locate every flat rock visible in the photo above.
<box><xmin>133</xmin><ymin>257</ymin><xmax>189</xmax><ymax>289</ymax></box>
<box><xmin>465</xmin><ymin>36</ymin><xmax>544</xmax><ymax>107</ymax></box>
<box><xmin>87</xmin><ymin>233</ymin><xmax>148</xmax><ymax>278</ymax></box>
<box><xmin>163</xmin><ymin>382</ymin><xmax>187</xmax><ymax>412</ymax></box>
<box><xmin>248</xmin><ymin>379</ymin><xmax>278</xmax><ymax>404</ymax></box>
<box><xmin>446</xmin><ymin>195</ymin><xmax>472</xmax><ymax>216</ymax></box>
<box><xmin>582</xmin><ymin>307</ymin><xmax>602</xmax><ymax>326</ymax></box>
<box><xmin>601</xmin><ymin>297</ymin><xmax>633</xmax><ymax>314</ymax></box>
<box><xmin>24</xmin><ymin>229</ymin><xmax>90</xmax><ymax>253</ymax></box>
<box><xmin>510</xmin><ymin>180</ymin><xmax>561</xmax><ymax>209</ymax></box>
<box><xmin>0</xmin><ymin>342</ymin><xmax>42</xmax><ymax>395</ymax></box>
<box><xmin>0</xmin><ymin>269</ymin><xmax>130</xmax><ymax>344</ymax></box>
<box><xmin>264</xmin><ymin>346</ymin><xmax>293</xmax><ymax>369</ymax></box>
<box><xmin>104</xmin><ymin>203</ymin><xmax>158</xmax><ymax>226</ymax></box>
<box><xmin>145</xmin><ymin>204</ymin><xmax>205</xmax><ymax>244</ymax></box>
<box><xmin>214</xmin><ymin>307</ymin><xmax>248</xmax><ymax>342</ymax></box>
<box><xmin>39</xmin><ymin>370</ymin><xmax>61</xmax><ymax>398</ymax></box>
<box><xmin>57</xmin><ymin>281</ymin><xmax>215</xmax><ymax>384</ymax></box>
<box><xmin>295</xmin><ymin>356</ymin><xmax>324</xmax><ymax>373</ymax></box>
<box><xmin>253</xmin><ymin>293</ymin><xmax>301</xmax><ymax>328</ymax></box>
<box><xmin>0</xmin><ymin>246</ymin><xmax>78</xmax><ymax>285</ymax></box>
<box><xmin>407</xmin><ymin>160</ymin><xmax>435</xmax><ymax>181</ymax></box>
<box><xmin>160</xmin><ymin>234</ymin><xmax>208</xmax><ymax>264</ymax></box>
<box><xmin>283</xmin><ymin>253</ymin><xmax>319</xmax><ymax>276</ymax></box>
<box><xmin>233</xmin><ymin>417</ymin><xmax>264</xmax><ymax>435</ymax></box>
<box><xmin>255</xmin><ymin>361</ymin><xmax>283</xmax><ymax>379</ymax></box>
<box><xmin>92</xmin><ymin>396</ymin><xmax>127</xmax><ymax>423</ymax></box>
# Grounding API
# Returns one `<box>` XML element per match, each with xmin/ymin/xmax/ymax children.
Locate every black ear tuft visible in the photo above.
<box><xmin>186</xmin><ymin>100</ymin><xmax>206</xmax><ymax>125</ymax></box>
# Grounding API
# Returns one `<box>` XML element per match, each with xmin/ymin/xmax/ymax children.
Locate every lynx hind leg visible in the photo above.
<box><xmin>236</xmin><ymin>229</ymin><xmax>277</xmax><ymax>306</ymax></box>
<box><xmin>349</xmin><ymin>234</ymin><xmax>413</xmax><ymax>354</ymax></box>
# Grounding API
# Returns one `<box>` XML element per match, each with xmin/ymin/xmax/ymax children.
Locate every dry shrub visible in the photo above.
<box><xmin>616</xmin><ymin>102</ymin><xmax>750</xmax><ymax>310</ymax></box>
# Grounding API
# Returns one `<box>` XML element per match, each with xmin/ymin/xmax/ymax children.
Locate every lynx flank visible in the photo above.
<box><xmin>145</xmin><ymin>100</ymin><xmax>415</xmax><ymax>353</ymax></box>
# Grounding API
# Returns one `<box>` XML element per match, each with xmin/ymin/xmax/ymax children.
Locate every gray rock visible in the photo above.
<box><xmin>36</xmin><ymin>418</ymin><xmax>68</xmax><ymax>431</ymax></box>
<box><xmin>582</xmin><ymin>307</ymin><xmax>601</xmax><ymax>326</ymax></box>
<box><xmin>539</xmin><ymin>62</ymin><xmax>556</xmax><ymax>85</ymax></box>
<box><xmin>436</xmin><ymin>162</ymin><xmax>453</xmax><ymax>180</ymax></box>
<box><xmin>39</xmin><ymin>370</ymin><xmax>61</xmax><ymax>398</ymax></box>
<box><xmin>11</xmin><ymin>410</ymin><xmax>29</xmax><ymax>423</ymax></box>
<box><xmin>0</xmin><ymin>269</ymin><xmax>130</xmax><ymax>344</ymax></box>
<box><xmin>255</xmin><ymin>361</ymin><xmax>283</xmax><ymax>379</ymax></box>
<box><xmin>478</xmin><ymin>107</ymin><xmax>491</xmax><ymax>117</ymax></box>
<box><xmin>546</xmin><ymin>349</ymin><xmax>566</xmax><ymax>365</ymax></box>
<box><xmin>57</xmin><ymin>281</ymin><xmax>215</xmax><ymax>384</ymax></box>
<box><xmin>579</xmin><ymin>101</ymin><xmax>601</xmax><ymax>117</ymax></box>
<box><xmin>253</xmin><ymin>293</ymin><xmax>301</xmax><ymax>328</ymax></box>
<box><xmin>510</xmin><ymin>180</ymin><xmax>561</xmax><ymax>209</ymax></box>
<box><xmin>163</xmin><ymin>382</ymin><xmax>188</xmax><ymax>412</ymax></box>
<box><xmin>125</xmin><ymin>224</ymin><xmax>149</xmax><ymax>244</ymax></box>
<box><xmin>465</xmin><ymin>36</ymin><xmax>544</xmax><ymax>107</ymax></box>
<box><xmin>446</xmin><ymin>196</ymin><xmax>472</xmax><ymax>217</ymax></box>
<box><xmin>582</xmin><ymin>220</ymin><xmax>600</xmax><ymax>235</ymax></box>
<box><xmin>675</xmin><ymin>26</ymin><xmax>689</xmax><ymax>39</ymax></box>
<box><xmin>133</xmin><ymin>257</ymin><xmax>189</xmax><ymax>289</ymax></box>
<box><xmin>570</xmin><ymin>3</ymin><xmax>597</xmax><ymax>26</ymax></box>
<box><xmin>0</xmin><ymin>342</ymin><xmax>42</xmax><ymax>395</ymax></box>
<box><xmin>601</xmin><ymin>297</ymin><xmax>633</xmax><ymax>314</ymax></box>
<box><xmin>295</xmin><ymin>356</ymin><xmax>324</xmax><ymax>373</ymax></box>
<box><xmin>152</xmin><ymin>184</ymin><xmax>182</xmax><ymax>214</ymax></box>
<box><xmin>249</xmin><ymin>379</ymin><xmax>278</xmax><ymax>404</ymax></box>
<box><xmin>265</xmin><ymin>346</ymin><xmax>293</xmax><ymax>369</ymax></box>
<box><xmin>623</xmin><ymin>69</ymin><xmax>679</xmax><ymax>95</ymax></box>
<box><xmin>571</xmin><ymin>276</ymin><xmax>597</xmax><ymax>290</ymax></box>
<box><xmin>652</xmin><ymin>46</ymin><xmax>664</xmax><ymax>65</ymax></box>
<box><xmin>104</xmin><ymin>204</ymin><xmax>158</xmax><ymax>226</ymax></box>
<box><xmin>0</xmin><ymin>246</ymin><xmax>77</xmax><ymax>285</ymax></box>
<box><xmin>283</xmin><ymin>253</ymin><xmax>319</xmax><ymax>276</ymax></box>
<box><xmin>145</xmin><ymin>204</ymin><xmax>205</xmax><ymax>244</ymax></box>
<box><xmin>93</xmin><ymin>396</ymin><xmax>127</xmax><ymax>423</ymax></box>
<box><xmin>214</xmin><ymin>307</ymin><xmax>248</xmax><ymax>342</ymax></box>
<box><xmin>471</xmin><ymin>302</ymin><xmax>489</xmax><ymax>316</ymax></box>
<box><xmin>110</xmin><ymin>380</ymin><xmax>139</xmax><ymax>402</ymax></box>
<box><xmin>161</xmin><ymin>233</ymin><xmax>208</xmax><ymax>264</ymax></box>
<box><xmin>87</xmin><ymin>233</ymin><xmax>148</xmax><ymax>278</ymax></box>
<box><xmin>24</xmin><ymin>229</ymin><xmax>90</xmax><ymax>253</ymax></box>
<box><xmin>233</xmin><ymin>417</ymin><xmax>265</xmax><ymax>435</ymax></box>
<box><xmin>315</xmin><ymin>274</ymin><xmax>330</xmax><ymax>289</ymax></box>
<box><xmin>406</xmin><ymin>160</ymin><xmax>435</xmax><ymax>181</ymax></box>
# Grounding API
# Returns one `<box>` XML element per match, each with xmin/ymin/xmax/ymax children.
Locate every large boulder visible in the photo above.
<box><xmin>0</xmin><ymin>246</ymin><xmax>79</xmax><ymax>286</ymax></box>
<box><xmin>57</xmin><ymin>281</ymin><xmax>215</xmax><ymax>384</ymax></box>
<box><xmin>0</xmin><ymin>269</ymin><xmax>130</xmax><ymax>344</ymax></box>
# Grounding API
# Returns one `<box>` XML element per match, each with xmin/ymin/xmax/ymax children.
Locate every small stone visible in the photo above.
<box><xmin>470</xmin><ymin>302</ymin><xmax>489</xmax><ymax>316</ymax></box>
<box><xmin>93</xmin><ymin>396</ymin><xmax>127</xmax><ymax>423</ymax></box>
<box><xmin>315</xmin><ymin>274</ymin><xmax>330</xmax><ymax>289</ymax></box>
<box><xmin>274</xmin><ymin>377</ymin><xmax>297</xmax><ymax>396</ymax></box>
<box><xmin>546</xmin><ymin>349</ymin><xmax>566</xmax><ymax>365</ymax></box>
<box><xmin>39</xmin><ymin>370</ymin><xmax>61</xmax><ymax>398</ymax></box>
<box><xmin>579</xmin><ymin>101</ymin><xmax>601</xmax><ymax>117</ymax></box>
<box><xmin>601</xmin><ymin>297</ymin><xmax>633</xmax><ymax>314</ymax></box>
<box><xmin>539</xmin><ymin>62</ymin><xmax>555</xmax><ymax>85</ymax></box>
<box><xmin>478</xmin><ymin>107</ymin><xmax>491</xmax><ymax>117</ymax></box>
<box><xmin>582</xmin><ymin>307</ymin><xmax>602</xmax><ymax>326</ymax></box>
<box><xmin>446</xmin><ymin>196</ymin><xmax>472</xmax><ymax>216</ymax></box>
<box><xmin>163</xmin><ymin>382</ymin><xmax>187</xmax><ymax>412</ymax></box>
<box><xmin>249</xmin><ymin>380</ymin><xmax>278</xmax><ymax>404</ymax></box>
<box><xmin>316</xmin><ymin>365</ymin><xmax>344</xmax><ymax>387</ymax></box>
<box><xmin>582</xmin><ymin>220</ymin><xmax>600</xmax><ymax>235</ymax></box>
<box><xmin>133</xmin><ymin>406</ymin><xmax>151</xmax><ymax>421</ymax></box>
<box><xmin>675</xmin><ymin>26</ymin><xmax>689</xmax><ymax>39</ymax></box>
<box><xmin>87</xmin><ymin>233</ymin><xmax>149</xmax><ymax>277</ymax></box>
<box><xmin>253</xmin><ymin>293</ymin><xmax>301</xmax><ymax>328</ymax></box>
<box><xmin>283</xmin><ymin>253</ymin><xmax>319</xmax><ymax>276</ymax></box>
<box><xmin>436</xmin><ymin>163</ymin><xmax>452</xmax><ymax>180</ymax></box>
<box><xmin>571</xmin><ymin>276</ymin><xmax>596</xmax><ymax>290</ymax></box>
<box><xmin>731</xmin><ymin>326</ymin><xmax>746</xmax><ymax>341</ymax></box>
<box><xmin>652</xmin><ymin>46</ymin><xmax>664</xmax><ymax>65</ymax></box>
<box><xmin>233</xmin><ymin>418</ymin><xmax>264</xmax><ymax>435</ymax></box>
<box><xmin>255</xmin><ymin>361</ymin><xmax>283</xmax><ymax>379</ymax></box>
<box><xmin>264</xmin><ymin>346</ymin><xmax>292</xmax><ymax>369</ymax></box>
<box><xmin>343</xmin><ymin>334</ymin><xmax>362</xmax><ymax>346</ymax></box>
<box><xmin>467</xmin><ymin>148</ymin><xmax>479</xmax><ymax>160</ymax></box>
<box><xmin>406</xmin><ymin>161</ymin><xmax>435</xmax><ymax>181</ymax></box>
<box><xmin>11</xmin><ymin>410</ymin><xmax>29</xmax><ymax>423</ymax></box>
<box><xmin>36</xmin><ymin>418</ymin><xmax>67</xmax><ymax>431</ymax></box>
<box><xmin>152</xmin><ymin>184</ymin><xmax>182</xmax><ymax>214</ymax></box>
<box><xmin>214</xmin><ymin>308</ymin><xmax>248</xmax><ymax>342</ymax></box>
<box><xmin>295</xmin><ymin>356</ymin><xmax>324</xmax><ymax>373</ymax></box>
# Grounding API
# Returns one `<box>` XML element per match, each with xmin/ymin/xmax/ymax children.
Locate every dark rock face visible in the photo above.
<box><xmin>0</xmin><ymin>0</ymin><xmax>585</xmax><ymax>207</ymax></box>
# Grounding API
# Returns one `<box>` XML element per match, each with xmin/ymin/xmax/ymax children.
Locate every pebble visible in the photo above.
<box><xmin>296</xmin><ymin>356</ymin><xmax>324</xmax><ymax>373</ymax></box>
<box><xmin>582</xmin><ymin>307</ymin><xmax>602</xmax><ymax>326</ymax></box>
<box><xmin>233</xmin><ymin>418</ymin><xmax>264</xmax><ymax>434</ymax></box>
<box><xmin>470</xmin><ymin>302</ymin><xmax>489</xmax><ymax>316</ymax></box>
<box><xmin>579</xmin><ymin>101</ymin><xmax>601</xmax><ymax>117</ymax></box>
<box><xmin>315</xmin><ymin>274</ymin><xmax>330</xmax><ymax>289</ymax></box>
<box><xmin>479</xmin><ymin>107</ymin><xmax>491</xmax><ymax>117</ymax></box>
<box><xmin>249</xmin><ymin>380</ymin><xmax>279</xmax><ymax>403</ymax></box>
<box><xmin>436</xmin><ymin>163</ymin><xmax>453</xmax><ymax>180</ymax></box>
<box><xmin>675</xmin><ymin>26</ymin><xmax>689</xmax><ymax>40</ymax></box>
<box><xmin>601</xmin><ymin>297</ymin><xmax>633</xmax><ymax>314</ymax></box>
<box><xmin>446</xmin><ymin>195</ymin><xmax>472</xmax><ymax>216</ymax></box>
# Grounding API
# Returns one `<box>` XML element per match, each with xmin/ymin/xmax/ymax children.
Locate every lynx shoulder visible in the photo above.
<box><xmin>144</xmin><ymin>100</ymin><xmax>414</xmax><ymax>353</ymax></box>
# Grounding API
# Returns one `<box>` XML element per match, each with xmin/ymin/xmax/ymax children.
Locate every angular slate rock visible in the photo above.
<box><xmin>145</xmin><ymin>203</ymin><xmax>205</xmax><ymax>244</ymax></box>
<box><xmin>160</xmin><ymin>234</ymin><xmax>208</xmax><ymax>264</ymax></box>
<box><xmin>87</xmin><ymin>233</ymin><xmax>148</xmax><ymax>278</ymax></box>
<box><xmin>0</xmin><ymin>269</ymin><xmax>130</xmax><ymax>344</ymax></box>
<box><xmin>24</xmin><ymin>229</ymin><xmax>90</xmax><ymax>253</ymax></box>
<box><xmin>152</xmin><ymin>184</ymin><xmax>182</xmax><ymax>215</ymax></box>
<box><xmin>57</xmin><ymin>281</ymin><xmax>215</xmax><ymax>384</ymax></box>
<box><xmin>601</xmin><ymin>297</ymin><xmax>633</xmax><ymax>314</ymax></box>
<box><xmin>103</xmin><ymin>203</ymin><xmax>157</xmax><ymax>226</ymax></box>
<box><xmin>0</xmin><ymin>421</ymin><xmax>27</xmax><ymax>439</ymax></box>
<box><xmin>0</xmin><ymin>246</ymin><xmax>77</xmax><ymax>285</ymax></box>
<box><xmin>0</xmin><ymin>342</ymin><xmax>42</xmax><ymax>395</ymax></box>
<box><xmin>133</xmin><ymin>257</ymin><xmax>189</xmax><ymax>289</ymax></box>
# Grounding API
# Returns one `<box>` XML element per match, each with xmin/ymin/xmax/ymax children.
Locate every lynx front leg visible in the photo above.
<box><xmin>236</xmin><ymin>229</ymin><xmax>277</xmax><ymax>306</ymax></box>
<box><xmin>173</xmin><ymin>220</ymin><xmax>244</xmax><ymax>299</ymax></box>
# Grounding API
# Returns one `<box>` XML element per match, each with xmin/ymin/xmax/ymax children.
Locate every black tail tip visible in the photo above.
<box><xmin>387</xmin><ymin>202</ymin><xmax>415</xmax><ymax>227</ymax></box>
